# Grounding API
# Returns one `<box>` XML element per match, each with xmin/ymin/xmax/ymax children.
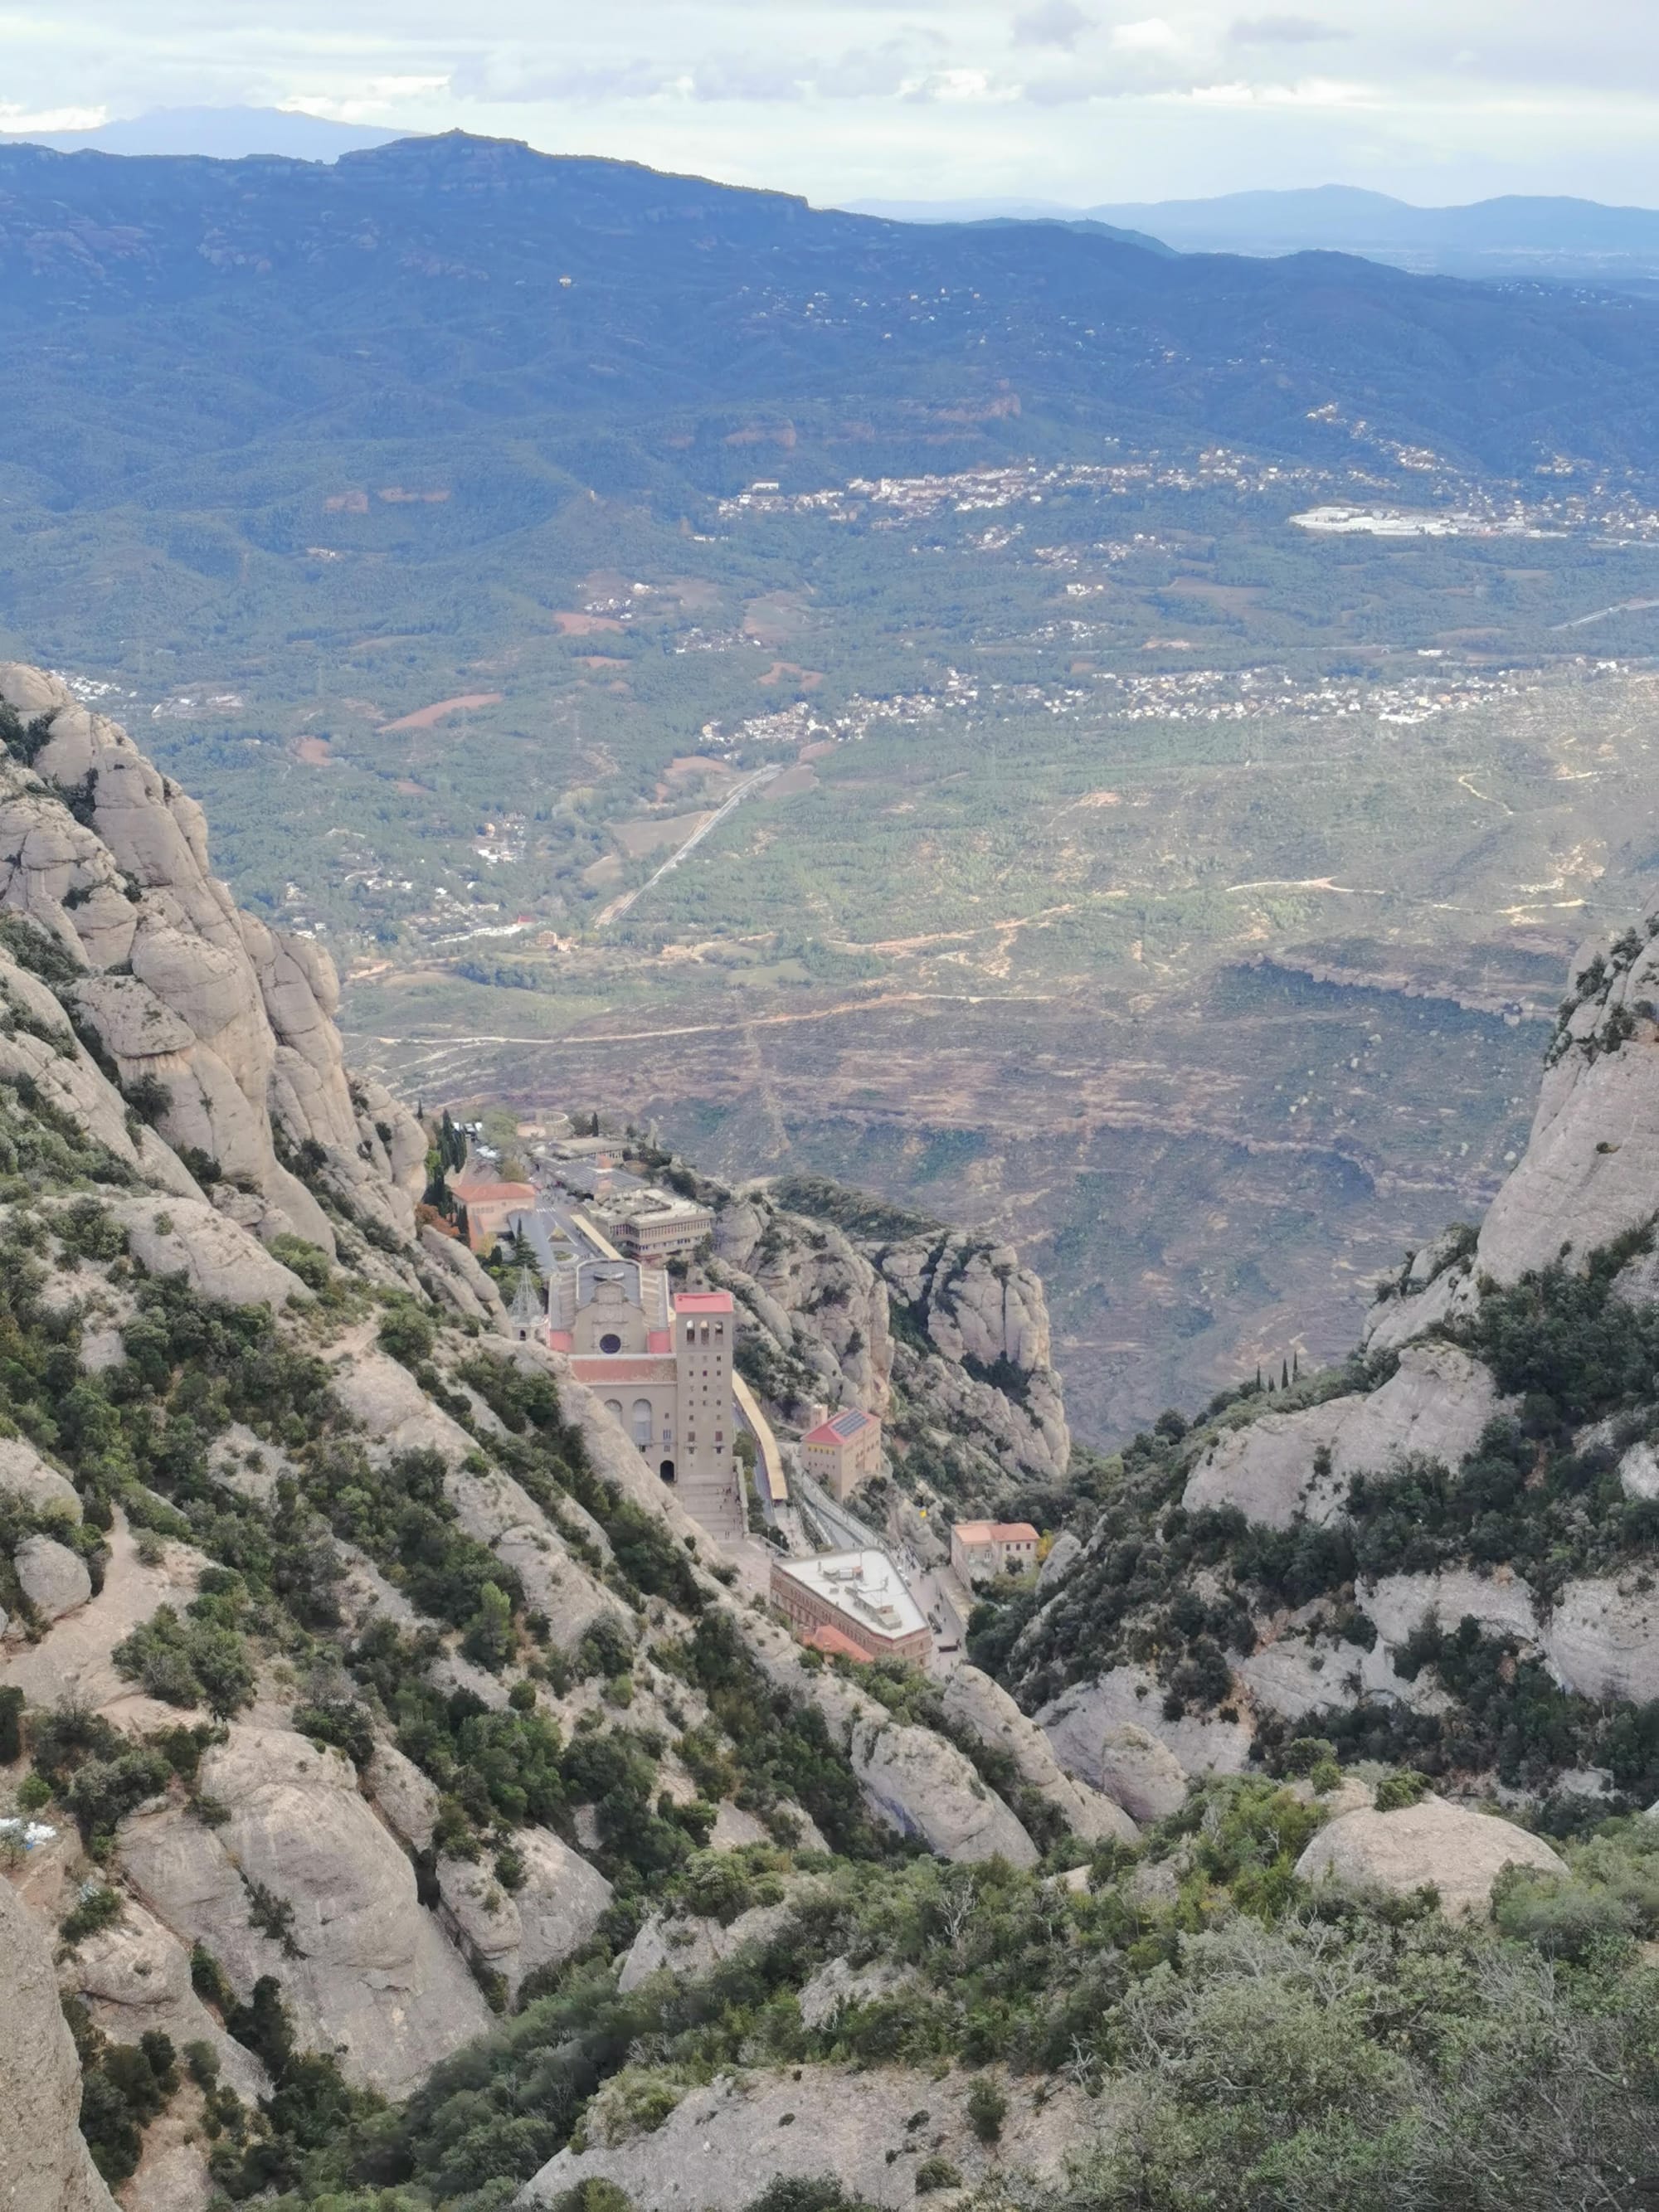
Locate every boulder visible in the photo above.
<box><xmin>0</xmin><ymin>1874</ymin><xmax>119</xmax><ymax>2212</ymax></box>
<box><xmin>364</xmin><ymin>1739</ymin><xmax>440</xmax><ymax>1852</ymax></box>
<box><xmin>1039</xmin><ymin>1670</ymin><xmax>1252</xmax><ymax>1794</ymax></box>
<box><xmin>1295</xmin><ymin>1796</ymin><xmax>1567</xmax><ymax>1915</ymax></box>
<box><xmin>0</xmin><ymin>1437</ymin><xmax>82</xmax><ymax>1522</ymax></box>
<box><xmin>118</xmin><ymin>1724</ymin><xmax>493</xmax><ymax>2096</ymax></box>
<box><xmin>1092</xmin><ymin>1722</ymin><xmax>1190</xmax><ymax>1824</ymax></box>
<box><xmin>1620</xmin><ymin>1441</ymin><xmax>1659</xmax><ymax>1500</ymax></box>
<box><xmin>1546</xmin><ymin>1578</ymin><xmax>1659</xmax><ymax>1703</ymax></box>
<box><xmin>438</xmin><ymin>1828</ymin><xmax>611</xmax><ymax>1998</ymax></box>
<box><xmin>13</xmin><ymin>1533</ymin><xmax>91</xmax><ymax>1619</ymax></box>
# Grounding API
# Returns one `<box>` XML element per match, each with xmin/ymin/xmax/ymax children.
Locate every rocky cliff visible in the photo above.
<box><xmin>0</xmin><ymin>664</ymin><xmax>1084</xmax><ymax>2204</ymax></box>
<box><xmin>716</xmin><ymin>1175</ymin><xmax>1070</xmax><ymax>1503</ymax></box>
<box><xmin>1005</xmin><ymin>884</ymin><xmax>1659</xmax><ymax>1819</ymax></box>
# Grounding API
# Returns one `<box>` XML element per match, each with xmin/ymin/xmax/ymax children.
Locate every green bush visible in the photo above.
<box><xmin>913</xmin><ymin>2158</ymin><xmax>962</xmax><ymax>2194</ymax></box>
<box><xmin>1373</xmin><ymin>1769</ymin><xmax>1431</xmax><ymax>1812</ymax></box>
<box><xmin>966</xmin><ymin>2077</ymin><xmax>1007</xmax><ymax>2144</ymax></box>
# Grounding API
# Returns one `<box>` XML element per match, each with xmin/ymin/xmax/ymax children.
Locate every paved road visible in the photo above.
<box><xmin>596</xmin><ymin>762</ymin><xmax>783</xmax><ymax>927</ymax></box>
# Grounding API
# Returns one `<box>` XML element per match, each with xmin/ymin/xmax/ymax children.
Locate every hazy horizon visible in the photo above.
<box><xmin>7</xmin><ymin>2</ymin><xmax>1659</xmax><ymax>211</ymax></box>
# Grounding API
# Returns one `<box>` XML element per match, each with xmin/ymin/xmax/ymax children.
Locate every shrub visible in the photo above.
<box><xmin>966</xmin><ymin>2077</ymin><xmax>1008</xmax><ymax>2144</ymax></box>
<box><xmin>1373</xmin><ymin>1769</ymin><xmax>1431</xmax><ymax>1812</ymax></box>
<box><xmin>914</xmin><ymin>2158</ymin><xmax>963</xmax><ymax>2194</ymax></box>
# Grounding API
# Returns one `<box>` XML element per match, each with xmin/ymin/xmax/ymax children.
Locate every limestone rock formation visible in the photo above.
<box><xmin>1183</xmin><ymin>1343</ymin><xmax>1507</xmax><ymax>1530</ymax></box>
<box><xmin>0</xmin><ymin>1436</ymin><xmax>83</xmax><ymax>1521</ymax></box>
<box><xmin>1091</xmin><ymin>1722</ymin><xmax>1192</xmax><ymax>1824</ymax></box>
<box><xmin>0</xmin><ymin>663</ymin><xmax>426</xmax><ymax>1254</ymax></box>
<box><xmin>617</xmin><ymin>1899</ymin><xmax>795</xmax><ymax>1995</ymax></box>
<box><xmin>523</xmin><ymin>2060</ymin><xmax>1082</xmax><ymax>2210</ymax></box>
<box><xmin>941</xmin><ymin>1664</ymin><xmax>1137</xmax><ymax>1843</ymax></box>
<box><xmin>118</xmin><ymin>1724</ymin><xmax>494</xmax><ymax>2097</ymax></box>
<box><xmin>716</xmin><ymin>1193</ymin><xmax>894</xmax><ymax>1415</ymax></box>
<box><xmin>13</xmin><ymin>1531</ymin><xmax>92</xmax><ymax>1618</ymax></box>
<box><xmin>438</xmin><ymin>1829</ymin><xmax>612</xmax><ymax>1999</ymax></box>
<box><xmin>61</xmin><ymin>1895</ymin><xmax>268</xmax><ymax>2101</ymax></box>
<box><xmin>0</xmin><ymin>1872</ymin><xmax>119</xmax><ymax>2212</ymax></box>
<box><xmin>1295</xmin><ymin>1796</ymin><xmax>1568</xmax><ymax>1914</ymax></box>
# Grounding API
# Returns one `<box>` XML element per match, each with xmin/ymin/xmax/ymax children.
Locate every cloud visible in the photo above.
<box><xmin>1228</xmin><ymin>13</ymin><xmax>1349</xmax><ymax>42</ymax></box>
<box><xmin>1011</xmin><ymin>2</ymin><xmax>1094</xmax><ymax>51</ymax></box>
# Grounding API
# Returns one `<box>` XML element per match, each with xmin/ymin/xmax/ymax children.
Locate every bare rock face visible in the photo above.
<box><xmin>113</xmin><ymin>1194</ymin><xmax>310</xmax><ymax>1310</ymax></box>
<box><xmin>1545</xmin><ymin>1578</ymin><xmax>1659</xmax><ymax>1704</ymax></box>
<box><xmin>1037</xmin><ymin>1529</ymin><xmax>1082</xmax><ymax>1592</ymax></box>
<box><xmin>438</xmin><ymin>1829</ymin><xmax>611</xmax><ymax>1999</ymax></box>
<box><xmin>0</xmin><ymin>1436</ymin><xmax>83</xmax><ymax>1521</ymax></box>
<box><xmin>715</xmin><ymin>1194</ymin><xmax>894</xmax><ymax>1415</ymax></box>
<box><xmin>13</xmin><ymin>1531</ymin><xmax>92</xmax><ymax>1618</ymax></box>
<box><xmin>1092</xmin><ymin>1722</ymin><xmax>1191</xmax><ymax>1824</ymax></box>
<box><xmin>881</xmin><ymin>1232</ymin><xmax>1070</xmax><ymax>1478</ymax></box>
<box><xmin>0</xmin><ymin>1873</ymin><xmax>119</xmax><ymax>2212</ymax></box>
<box><xmin>617</xmin><ymin>1899</ymin><xmax>795</xmax><ymax>1996</ymax></box>
<box><xmin>418</xmin><ymin>1223</ymin><xmax>508</xmax><ymax>1331</ymax></box>
<box><xmin>1295</xmin><ymin>1796</ymin><xmax>1567</xmax><ymax>1915</ymax></box>
<box><xmin>523</xmin><ymin>2059</ymin><xmax>1082</xmax><ymax>2211</ymax></box>
<box><xmin>941</xmin><ymin>1664</ymin><xmax>1136</xmax><ymax>1844</ymax></box>
<box><xmin>845</xmin><ymin>1707</ymin><xmax>1039</xmax><ymax>1865</ymax></box>
<box><xmin>118</xmin><ymin>1723</ymin><xmax>493</xmax><ymax>2097</ymax></box>
<box><xmin>1039</xmin><ymin>1675</ymin><xmax>1251</xmax><ymax>1800</ymax></box>
<box><xmin>796</xmin><ymin>1955</ymin><xmax>912</xmax><ymax>2030</ymax></box>
<box><xmin>0</xmin><ymin>664</ymin><xmax>425</xmax><ymax>1255</ymax></box>
<box><xmin>1182</xmin><ymin>1344</ymin><xmax>1506</xmax><ymax>1530</ymax></box>
<box><xmin>62</xmin><ymin>1895</ymin><xmax>268</xmax><ymax>2101</ymax></box>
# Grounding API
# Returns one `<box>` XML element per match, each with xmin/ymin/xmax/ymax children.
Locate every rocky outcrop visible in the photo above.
<box><xmin>0</xmin><ymin>1436</ymin><xmax>83</xmax><ymax>1520</ymax></box>
<box><xmin>1039</xmin><ymin>1671</ymin><xmax>1253</xmax><ymax>1800</ymax></box>
<box><xmin>715</xmin><ymin>1193</ymin><xmax>894</xmax><ymax>1416</ymax></box>
<box><xmin>12</xmin><ymin>1532</ymin><xmax>91</xmax><ymax>1618</ymax></box>
<box><xmin>1183</xmin><ymin>1343</ymin><xmax>1507</xmax><ymax>1530</ymax></box>
<box><xmin>1092</xmin><ymin>1722</ymin><xmax>1191</xmax><ymax>1824</ymax></box>
<box><xmin>0</xmin><ymin>663</ymin><xmax>426</xmax><ymax>1253</ymax></box>
<box><xmin>113</xmin><ymin>1194</ymin><xmax>311</xmax><ymax>1310</ymax></box>
<box><xmin>940</xmin><ymin>1664</ymin><xmax>1136</xmax><ymax>1844</ymax></box>
<box><xmin>438</xmin><ymin>1830</ymin><xmax>612</xmax><ymax>2000</ymax></box>
<box><xmin>118</xmin><ymin>1724</ymin><xmax>494</xmax><ymax>2097</ymax></box>
<box><xmin>61</xmin><ymin>1895</ymin><xmax>268</xmax><ymax>2101</ymax></box>
<box><xmin>881</xmin><ymin>1232</ymin><xmax>1069</xmax><ymax>1479</ymax></box>
<box><xmin>523</xmin><ymin>2061</ymin><xmax>1082</xmax><ymax>2211</ymax></box>
<box><xmin>0</xmin><ymin>1872</ymin><xmax>119</xmax><ymax>2212</ymax></box>
<box><xmin>796</xmin><ymin>1954</ymin><xmax>912</xmax><ymax>2030</ymax></box>
<box><xmin>1295</xmin><ymin>1796</ymin><xmax>1567</xmax><ymax>1915</ymax></box>
<box><xmin>617</xmin><ymin>1899</ymin><xmax>795</xmax><ymax>1996</ymax></box>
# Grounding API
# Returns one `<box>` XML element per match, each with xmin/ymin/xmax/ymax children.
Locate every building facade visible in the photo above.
<box><xmin>949</xmin><ymin>1521</ymin><xmax>1041</xmax><ymax>1584</ymax></box>
<box><xmin>770</xmin><ymin>1549</ymin><xmax>932</xmax><ymax>1665</ymax></box>
<box><xmin>800</xmin><ymin>1406</ymin><xmax>883</xmax><ymax>1501</ymax></box>
<box><xmin>606</xmin><ymin>1193</ymin><xmax>716</xmax><ymax>1262</ymax></box>
<box><xmin>546</xmin><ymin>1259</ymin><xmax>745</xmax><ymax>1543</ymax></box>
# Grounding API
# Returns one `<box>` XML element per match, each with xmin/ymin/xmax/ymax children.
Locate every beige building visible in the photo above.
<box><xmin>771</xmin><ymin>1549</ymin><xmax>932</xmax><ymax>1665</ymax></box>
<box><xmin>547</xmin><ymin>1259</ymin><xmax>744</xmax><ymax>1542</ymax></box>
<box><xmin>605</xmin><ymin>1191</ymin><xmax>715</xmax><ymax>1262</ymax></box>
<box><xmin>949</xmin><ymin>1521</ymin><xmax>1040</xmax><ymax>1585</ymax></box>
<box><xmin>800</xmin><ymin>1406</ymin><xmax>883</xmax><ymax>1501</ymax></box>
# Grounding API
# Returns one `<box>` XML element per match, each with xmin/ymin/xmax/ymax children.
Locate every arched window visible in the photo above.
<box><xmin>659</xmin><ymin>1459</ymin><xmax>676</xmax><ymax>1485</ymax></box>
<box><xmin>631</xmin><ymin>1398</ymin><xmax>653</xmax><ymax>1447</ymax></box>
<box><xmin>604</xmin><ymin>1398</ymin><xmax>624</xmax><ymax>1424</ymax></box>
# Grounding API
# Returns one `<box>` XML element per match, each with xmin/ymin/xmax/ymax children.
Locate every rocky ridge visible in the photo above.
<box><xmin>1005</xmin><ymin>883</ymin><xmax>1659</xmax><ymax>1818</ymax></box>
<box><xmin>0</xmin><ymin>665</ymin><xmax>1097</xmax><ymax>2208</ymax></box>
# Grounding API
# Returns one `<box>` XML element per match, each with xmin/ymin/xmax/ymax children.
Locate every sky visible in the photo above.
<box><xmin>3</xmin><ymin>0</ymin><xmax>1659</xmax><ymax>208</ymax></box>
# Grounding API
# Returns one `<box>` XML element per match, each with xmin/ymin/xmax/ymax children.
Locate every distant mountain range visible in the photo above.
<box><xmin>3</xmin><ymin>130</ymin><xmax>1657</xmax><ymax>493</ymax></box>
<box><xmin>0</xmin><ymin>104</ymin><xmax>402</xmax><ymax>161</ymax></box>
<box><xmin>847</xmin><ymin>183</ymin><xmax>1659</xmax><ymax>284</ymax></box>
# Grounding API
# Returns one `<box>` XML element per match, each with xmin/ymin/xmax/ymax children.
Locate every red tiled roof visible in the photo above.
<box><xmin>804</xmin><ymin>1407</ymin><xmax>878</xmax><ymax>1446</ymax></box>
<box><xmin>802</xmin><ymin>1621</ymin><xmax>872</xmax><ymax>1662</ymax></box>
<box><xmin>454</xmin><ymin>1181</ymin><xmax>536</xmax><ymax>1203</ymax></box>
<box><xmin>674</xmin><ymin>1290</ymin><xmax>734</xmax><ymax>1312</ymax></box>
<box><xmin>953</xmin><ymin>1521</ymin><xmax>1039</xmax><ymax>1544</ymax></box>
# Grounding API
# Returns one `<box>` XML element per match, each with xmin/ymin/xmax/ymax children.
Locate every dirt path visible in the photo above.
<box><xmin>595</xmin><ymin>762</ymin><xmax>783</xmax><ymax>926</ymax></box>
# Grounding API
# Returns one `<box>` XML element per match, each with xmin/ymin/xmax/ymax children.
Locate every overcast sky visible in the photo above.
<box><xmin>5</xmin><ymin>0</ymin><xmax>1658</xmax><ymax>207</ymax></box>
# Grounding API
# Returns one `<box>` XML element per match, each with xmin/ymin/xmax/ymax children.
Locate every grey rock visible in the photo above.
<box><xmin>1296</xmin><ymin>1796</ymin><xmax>1567</xmax><ymax>1916</ymax></box>
<box><xmin>13</xmin><ymin>1533</ymin><xmax>92</xmax><ymax>1618</ymax></box>
<box><xmin>0</xmin><ymin>1871</ymin><xmax>119</xmax><ymax>2211</ymax></box>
